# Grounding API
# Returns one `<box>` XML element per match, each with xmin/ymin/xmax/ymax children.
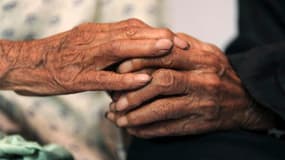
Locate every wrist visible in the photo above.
<box><xmin>0</xmin><ymin>39</ymin><xmax>50</xmax><ymax>92</ymax></box>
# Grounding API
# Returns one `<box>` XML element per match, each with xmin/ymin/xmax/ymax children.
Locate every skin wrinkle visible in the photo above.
<box><xmin>0</xmin><ymin>41</ymin><xmax>47</xmax><ymax>87</ymax></box>
<box><xmin>0</xmin><ymin>42</ymin><xmax>14</xmax><ymax>81</ymax></box>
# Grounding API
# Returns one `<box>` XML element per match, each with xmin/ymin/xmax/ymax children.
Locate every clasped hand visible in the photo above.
<box><xmin>106</xmin><ymin>33</ymin><xmax>276</xmax><ymax>138</ymax></box>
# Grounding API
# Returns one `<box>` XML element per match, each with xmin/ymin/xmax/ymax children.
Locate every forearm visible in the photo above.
<box><xmin>0</xmin><ymin>32</ymin><xmax>67</xmax><ymax>93</ymax></box>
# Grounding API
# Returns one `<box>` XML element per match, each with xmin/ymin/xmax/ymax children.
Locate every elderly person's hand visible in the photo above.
<box><xmin>0</xmin><ymin>19</ymin><xmax>188</xmax><ymax>96</ymax></box>
<box><xmin>107</xmin><ymin>33</ymin><xmax>277</xmax><ymax>138</ymax></box>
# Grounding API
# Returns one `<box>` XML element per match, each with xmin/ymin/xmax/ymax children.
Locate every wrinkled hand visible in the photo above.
<box><xmin>106</xmin><ymin>33</ymin><xmax>277</xmax><ymax>138</ymax></box>
<box><xmin>4</xmin><ymin>19</ymin><xmax>188</xmax><ymax>96</ymax></box>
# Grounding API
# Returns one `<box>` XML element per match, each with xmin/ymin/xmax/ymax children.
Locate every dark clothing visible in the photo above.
<box><xmin>127</xmin><ymin>0</ymin><xmax>285</xmax><ymax>160</ymax></box>
<box><xmin>227</xmin><ymin>0</ymin><xmax>285</xmax><ymax>120</ymax></box>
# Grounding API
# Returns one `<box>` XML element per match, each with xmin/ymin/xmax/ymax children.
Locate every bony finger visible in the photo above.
<box><xmin>115</xmin><ymin>83</ymin><xmax>157</xmax><ymax>111</ymax></box>
<box><xmin>77</xmin><ymin>71</ymin><xmax>152</xmax><ymax>91</ymax></box>
<box><xmin>77</xmin><ymin>18</ymin><xmax>150</xmax><ymax>32</ymax></box>
<box><xmin>99</xmin><ymin>39</ymin><xmax>173</xmax><ymax>60</ymax></box>
<box><xmin>107</xmin><ymin>27</ymin><xmax>189</xmax><ymax>50</ymax></box>
<box><xmin>117</xmin><ymin>50</ymin><xmax>192</xmax><ymax>73</ymax></box>
<box><xmin>117</xmin><ymin>59</ymin><xmax>156</xmax><ymax>73</ymax></box>
<box><xmin>120</xmin><ymin>73</ymin><xmax>152</xmax><ymax>90</ymax></box>
<box><xmin>143</xmin><ymin>27</ymin><xmax>189</xmax><ymax>50</ymax></box>
<box><xmin>112</xmin><ymin>27</ymin><xmax>174</xmax><ymax>41</ymax></box>
<box><xmin>116</xmin><ymin>96</ymin><xmax>190</xmax><ymax>127</ymax></box>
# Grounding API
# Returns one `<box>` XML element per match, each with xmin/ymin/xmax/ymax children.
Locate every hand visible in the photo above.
<box><xmin>0</xmin><ymin>19</ymin><xmax>188</xmax><ymax>96</ymax></box>
<box><xmin>106</xmin><ymin>33</ymin><xmax>277</xmax><ymax>138</ymax></box>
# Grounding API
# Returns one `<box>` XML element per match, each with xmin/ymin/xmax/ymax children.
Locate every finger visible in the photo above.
<box><xmin>76</xmin><ymin>18</ymin><xmax>151</xmax><ymax>32</ymax></box>
<box><xmin>116</xmin><ymin>96</ymin><xmax>190</xmax><ymax>127</ymax></box>
<box><xmin>95</xmin><ymin>27</ymin><xmax>188</xmax><ymax>50</ymax></box>
<box><xmin>70</xmin><ymin>71</ymin><xmax>152</xmax><ymax>91</ymax></box>
<box><xmin>117</xmin><ymin>49</ymin><xmax>222</xmax><ymax>73</ymax></box>
<box><xmin>96</xmin><ymin>39</ymin><xmax>173</xmax><ymax>60</ymax></box>
<box><xmin>117</xmin><ymin>48</ymin><xmax>191</xmax><ymax>73</ymax></box>
<box><xmin>117</xmin><ymin>28</ymin><xmax>189</xmax><ymax>49</ymax></box>
<box><xmin>115</xmin><ymin>69</ymin><xmax>190</xmax><ymax>111</ymax></box>
<box><xmin>110</xmin><ymin>27</ymin><xmax>175</xmax><ymax>41</ymax></box>
<box><xmin>127</xmin><ymin>116</ymin><xmax>218</xmax><ymax>138</ymax></box>
<box><xmin>115</xmin><ymin>96</ymin><xmax>215</xmax><ymax>127</ymax></box>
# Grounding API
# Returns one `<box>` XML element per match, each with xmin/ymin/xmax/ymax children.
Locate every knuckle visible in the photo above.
<box><xmin>124</xmin><ymin>27</ymin><xmax>138</xmax><ymax>38</ymax></box>
<box><xmin>160</xmin><ymin>56</ymin><xmax>174</xmax><ymax>66</ymax></box>
<box><xmin>153</xmin><ymin>69</ymin><xmax>175</xmax><ymax>88</ymax></box>
<box><xmin>205</xmin><ymin>74</ymin><xmax>221</xmax><ymax>92</ymax></box>
<box><xmin>204</xmin><ymin>43</ymin><xmax>219</xmax><ymax>52</ymax></box>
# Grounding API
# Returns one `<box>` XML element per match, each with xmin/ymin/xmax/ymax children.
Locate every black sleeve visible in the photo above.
<box><xmin>228</xmin><ymin>42</ymin><xmax>285</xmax><ymax>120</ymax></box>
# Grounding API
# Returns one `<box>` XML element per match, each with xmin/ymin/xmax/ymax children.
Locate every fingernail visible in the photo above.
<box><xmin>107</xmin><ymin>112</ymin><xmax>115</xmax><ymax>121</ymax></box>
<box><xmin>174</xmin><ymin>37</ymin><xmax>189</xmax><ymax>50</ymax></box>
<box><xmin>134</xmin><ymin>74</ymin><xmax>151</xmax><ymax>83</ymax></box>
<box><xmin>116</xmin><ymin>97</ymin><xmax>128</xmax><ymax>111</ymax></box>
<box><xmin>119</xmin><ymin>61</ymin><xmax>133</xmax><ymax>73</ymax></box>
<box><xmin>117</xmin><ymin>117</ymin><xmax>128</xmax><ymax>127</ymax></box>
<box><xmin>155</xmin><ymin>39</ymin><xmax>173</xmax><ymax>51</ymax></box>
